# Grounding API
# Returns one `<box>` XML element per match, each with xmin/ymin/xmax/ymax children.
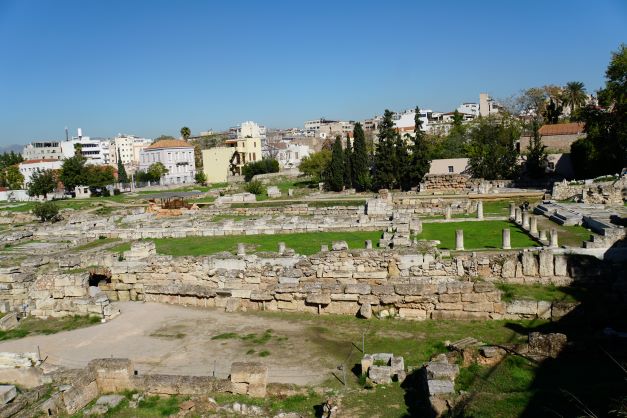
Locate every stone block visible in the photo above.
<box><xmin>461</xmin><ymin>293</ymin><xmax>487</xmax><ymax>303</ymax></box>
<box><xmin>427</xmin><ymin>379</ymin><xmax>454</xmax><ymax>395</ymax></box>
<box><xmin>345</xmin><ymin>284</ymin><xmax>371</xmax><ymax>294</ymax></box>
<box><xmin>538</xmin><ymin>250</ymin><xmax>554</xmax><ymax>277</ymax></box>
<box><xmin>0</xmin><ymin>385</ymin><xmax>16</xmax><ymax>405</ymax></box>
<box><xmin>435</xmin><ymin>303</ymin><xmax>463</xmax><ymax>311</ymax></box>
<box><xmin>438</xmin><ymin>293</ymin><xmax>461</xmax><ymax>303</ymax></box>
<box><xmin>379</xmin><ymin>294</ymin><xmax>400</xmax><ymax>304</ymax></box>
<box><xmin>371</xmin><ymin>285</ymin><xmax>395</xmax><ymax>295</ymax></box>
<box><xmin>305</xmin><ymin>294</ymin><xmax>331</xmax><ymax>305</ymax></box>
<box><xmin>463</xmin><ymin>302</ymin><xmax>493</xmax><ymax>312</ymax></box>
<box><xmin>538</xmin><ymin>301</ymin><xmax>552</xmax><ymax>319</ymax></box>
<box><xmin>446</xmin><ymin>281</ymin><xmax>474</xmax><ymax>294</ymax></box>
<box><xmin>394</xmin><ymin>283</ymin><xmax>437</xmax><ymax>296</ymax></box>
<box><xmin>225</xmin><ymin>298</ymin><xmax>241</xmax><ymax>312</ymax></box>
<box><xmin>473</xmin><ymin>281</ymin><xmax>495</xmax><ymax>293</ymax></box>
<box><xmin>359</xmin><ymin>302</ymin><xmax>372</xmax><ymax>319</ymax></box>
<box><xmin>425</xmin><ymin>362</ymin><xmax>459</xmax><ymax>381</ymax></box>
<box><xmin>431</xmin><ymin>310</ymin><xmax>489</xmax><ymax>320</ymax></box>
<box><xmin>330</xmin><ymin>293</ymin><xmax>359</xmax><ymax>301</ymax></box>
<box><xmin>353</xmin><ymin>271</ymin><xmax>388</xmax><ymax>280</ymax></box>
<box><xmin>554</xmin><ymin>255</ymin><xmax>567</xmax><ymax>276</ymax></box>
<box><xmin>506</xmin><ymin>300</ymin><xmax>538</xmax><ymax>315</ymax></box>
<box><xmin>368</xmin><ymin>365</ymin><xmax>392</xmax><ymax>384</ymax></box>
<box><xmin>358</xmin><ymin>295</ymin><xmax>380</xmax><ymax>305</ymax></box>
<box><xmin>398</xmin><ymin>308</ymin><xmax>427</xmax><ymax>320</ymax></box>
<box><xmin>522</xmin><ymin>252</ymin><xmax>538</xmax><ymax>276</ymax></box>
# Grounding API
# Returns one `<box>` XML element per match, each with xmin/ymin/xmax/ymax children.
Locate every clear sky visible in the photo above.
<box><xmin>0</xmin><ymin>0</ymin><xmax>625</xmax><ymax>145</ymax></box>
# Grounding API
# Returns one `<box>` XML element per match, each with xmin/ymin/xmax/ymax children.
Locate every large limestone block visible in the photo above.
<box><xmin>431</xmin><ymin>310</ymin><xmax>489</xmax><ymax>320</ymax></box>
<box><xmin>463</xmin><ymin>302</ymin><xmax>493</xmax><ymax>312</ymax></box>
<box><xmin>522</xmin><ymin>252</ymin><xmax>538</xmax><ymax>276</ymax></box>
<box><xmin>554</xmin><ymin>255</ymin><xmax>567</xmax><ymax>276</ymax></box>
<box><xmin>427</xmin><ymin>379</ymin><xmax>454</xmax><ymax>395</ymax></box>
<box><xmin>506</xmin><ymin>300</ymin><xmax>538</xmax><ymax>315</ymax></box>
<box><xmin>345</xmin><ymin>284</ymin><xmax>371</xmax><ymax>294</ymax></box>
<box><xmin>398</xmin><ymin>308</ymin><xmax>427</xmax><ymax>320</ymax></box>
<box><xmin>368</xmin><ymin>365</ymin><xmax>392</xmax><ymax>384</ymax></box>
<box><xmin>394</xmin><ymin>283</ymin><xmax>437</xmax><ymax>296</ymax></box>
<box><xmin>538</xmin><ymin>251</ymin><xmax>554</xmax><ymax>277</ymax></box>
<box><xmin>425</xmin><ymin>362</ymin><xmax>459</xmax><ymax>381</ymax></box>
<box><xmin>439</xmin><ymin>293</ymin><xmax>461</xmax><ymax>303</ymax></box>
<box><xmin>306</xmin><ymin>294</ymin><xmax>331</xmax><ymax>305</ymax></box>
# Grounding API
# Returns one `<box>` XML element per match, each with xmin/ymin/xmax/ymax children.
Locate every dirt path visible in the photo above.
<box><xmin>0</xmin><ymin>302</ymin><xmax>334</xmax><ymax>385</ymax></box>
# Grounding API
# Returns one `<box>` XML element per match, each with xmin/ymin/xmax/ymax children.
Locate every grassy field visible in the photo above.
<box><xmin>416</xmin><ymin>220</ymin><xmax>538</xmax><ymax>250</ymax></box>
<box><xmin>496</xmin><ymin>282</ymin><xmax>582</xmax><ymax>303</ymax></box>
<box><xmin>535</xmin><ymin>217</ymin><xmax>595</xmax><ymax>247</ymax></box>
<box><xmin>0</xmin><ymin>315</ymin><xmax>101</xmax><ymax>341</ymax></box>
<box><xmin>152</xmin><ymin>230</ymin><xmax>382</xmax><ymax>256</ymax></box>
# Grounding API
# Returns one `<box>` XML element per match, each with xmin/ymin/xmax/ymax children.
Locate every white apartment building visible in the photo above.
<box><xmin>22</xmin><ymin>141</ymin><xmax>65</xmax><ymax>161</ymax></box>
<box><xmin>19</xmin><ymin>159</ymin><xmax>63</xmax><ymax>186</ymax></box>
<box><xmin>457</xmin><ymin>102</ymin><xmax>480</xmax><ymax>116</ymax></box>
<box><xmin>138</xmin><ymin>139</ymin><xmax>196</xmax><ymax>185</ymax></box>
<box><xmin>109</xmin><ymin>134</ymin><xmax>152</xmax><ymax>169</ymax></box>
<box><xmin>276</xmin><ymin>143</ymin><xmax>310</xmax><ymax>169</ymax></box>
<box><xmin>229</xmin><ymin>121</ymin><xmax>266</xmax><ymax>140</ymax></box>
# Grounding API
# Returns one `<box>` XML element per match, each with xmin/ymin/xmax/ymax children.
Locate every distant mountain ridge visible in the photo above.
<box><xmin>0</xmin><ymin>144</ymin><xmax>24</xmax><ymax>154</ymax></box>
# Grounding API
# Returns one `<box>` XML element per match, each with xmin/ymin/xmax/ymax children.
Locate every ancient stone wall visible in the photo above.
<box><xmin>57</xmin><ymin>243</ymin><xmax>619</xmax><ymax>321</ymax></box>
<box><xmin>552</xmin><ymin>176</ymin><xmax>626</xmax><ymax>205</ymax></box>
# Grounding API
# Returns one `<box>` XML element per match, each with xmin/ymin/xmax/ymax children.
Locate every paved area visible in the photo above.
<box><xmin>0</xmin><ymin>302</ymin><xmax>334</xmax><ymax>385</ymax></box>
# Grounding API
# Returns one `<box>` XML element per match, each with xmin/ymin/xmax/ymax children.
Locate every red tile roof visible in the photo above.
<box><xmin>539</xmin><ymin>122</ymin><xmax>585</xmax><ymax>136</ymax></box>
<box><xmin>20</xmin><ymin>159</ymin><xmax>61</xmax><ymax>164</ymax></box>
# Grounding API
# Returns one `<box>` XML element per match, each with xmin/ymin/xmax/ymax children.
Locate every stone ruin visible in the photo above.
<box><xmin>361</xmin><ymin>353</ymin><xmax>405</xmax><ymax>384</ymax></box>
<box><xmin>552</xmin><ymin>175</ymin><xmax>626</xmax><ymax>205</ymax></box>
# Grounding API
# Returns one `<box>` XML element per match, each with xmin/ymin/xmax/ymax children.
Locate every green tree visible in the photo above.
<box><xmin>543</xmin><ymin>98</ymin><xmax>563</xmax><ymax>124</ymax></box>
<box><xmin>524</xmin><ymin>119</ymin><xmax>548</xmax><ymax>179</ymax></box>
<box><xmin>408</xmin><ymin>106</ymin><xmax>431</xmax><ymax>188</ymax></box>
<box><xmin>242</xmin><ymin>159</ymin><xmax>279</xmax><ymax>182</ymax></box>
<box><xmin>326</xmin><ymin>136</ymin><xmax>345</xmax><ymax>192</ymax></box>
<box><xmin>1</xmin><ymin>165</ymin><xmax>24</xmax><ymax>189</ymax></box>
<box><xmin>180</xmin><ymin>127</ymin><xmax>191</xmax><ymax>140</ymax></box>
<box><xmin>32</xmin><ymin>201</ymin><xmax>59</xmax><ymax>222</ymax></box>
<box><xmin>147</xmin><ymin>162</ymin><xmax>169</xmax><ymax>182</ymax></box>
<box><xmin>373</xmin><ymin>109</ymin><xmax>398</xmax><ymax>190</ymax></box>
<box><xmin>85</xmin><ymin>165</ymin><xmax>116</xmax><ymax>187</ymax></box>
<box><xmin>0</xmin><ymin>151</ymin><xmax>23</xmax><ymax>170</ymax></box>
<box><xmin>351</xmin><ymin>122</ymin><xmax>370</xmax><ymax>191</ymax></box>
<box><xmin>562</xmin><ymin>81</ymin><xmax>587</xmax><ymax>117</ymax></box>
<box><xmin>116</xmin><ymin>152</ymin><xmax>128</xmax><ymax>183</ymax></box>
<box><xmin>60</xmin><ymin>154</ymin><xmax>88</xmax><ymax>191</ymax></box>
<box><xmin>28</xmin><ymin>169</ymin><xmax>56</xmax><ymax>198</ymax></box>
<box><xmin>343</xmin><ymin>135</ymin><xmax>353</xmax><ymax>189</ymax></box>
<box><xmin>152</xmin><ymin>135</ymin><xmax>176</xmax><ymax>144</ymax></box>
<box><xmin>195</xmin><ymin>171</ymin><xmax>207</xmax><ymax>185</ymax></box>
<box><xmin>572</xmin><ymin>44</ymin><xmax>627</xmax><ymax>178</ymax></box>
<box><xmin>467</xmin><ymin>116</ymin><xmax>520</xmax><ymax>179</ymax></box>
<box><xmin>299</xmin><ymin>150</ymin><xmax>331</xmax><ymax>183</ymax></box>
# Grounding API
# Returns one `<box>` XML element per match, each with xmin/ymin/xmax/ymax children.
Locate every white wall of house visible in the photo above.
<box><xmin>18</xmin><ymin>159</ymin><xmax>63</xmax><ymax>186</ymax></box>
<box><xmin>277</xmin><ymin>143</ymin><xmax>310</xmax><ymax>169</ymax></box>
<box><xmin>428</xmin><ymin>158</ymin><xmax>469</xmax><ymax>175</ymax></box>
<box><xmin>139</xmin><ymin>144</ymin><xmax>196</xmax><ymax>185</ymax></box>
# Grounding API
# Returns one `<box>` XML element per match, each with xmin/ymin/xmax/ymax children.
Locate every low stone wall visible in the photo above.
<box><xmin>51</xmin><ymin>358</ymin><xmax>266</xmax><ymax>415</ymax></box>
<box><xmin>420</xmin><ymin>174</ymin><xmax>473</xmax><ymax>192</ymax></box>
<box><xmin>552</xmin><ymin>177</ymin><xmax>626</xmax><ymax>205</ymax></box>
<box><xmin>53</xmin><ymin>243</ymin><xmax>618</xmax><ymax>321</ymax></box>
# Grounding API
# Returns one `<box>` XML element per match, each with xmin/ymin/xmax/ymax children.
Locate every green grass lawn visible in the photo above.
<box><xmin>0</xmin><ymin>315</ymin><xmax>101</xmax><ymax>342</ymax></box>
<box><xmin>71</xmin><ymin>237</ymin><xmax>121</xmax><ymax>252</ymax></box>
<box><xmin>152</xmin><ymin>230</ymin><xmax>382</xmax><ymax>256</ymax></box>
<box><xmin>496</xmin><ymin>282</ymin><xmax>582</xmax><ymax>303</ymax></box>
<box><xmin>107</xmin><ymin>242</ymin><xmax>132</xmax><ymax>254</ymax></box>
<box><xmin>417</xmin><ymin>220</ymin><xmax>537</xmax><ymax>250</ymax></box>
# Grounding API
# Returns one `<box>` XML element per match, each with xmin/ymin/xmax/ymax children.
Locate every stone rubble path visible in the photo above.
<box><xmin>0</xmin><ymin>302</ymin><xmax>330</xmax><ymax>385</ymax></box>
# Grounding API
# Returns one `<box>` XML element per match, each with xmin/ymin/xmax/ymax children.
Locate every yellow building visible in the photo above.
<box><xmin>226</xmin><ymin>121</ymin><xmax>263</xmax><ymax>175</ymax></box>
<box><xmin>201</xmin><ymin>147</ymin><xmax>235</xmax><ymax>183</ymax></box>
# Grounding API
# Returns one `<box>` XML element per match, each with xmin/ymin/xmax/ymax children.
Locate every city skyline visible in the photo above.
<box><xmin>1</xmin><ymin>0</ymin><xmax>626</xmax><ymax>145</ymax></box>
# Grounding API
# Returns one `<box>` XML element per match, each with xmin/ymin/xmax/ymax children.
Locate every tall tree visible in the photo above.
<box><xmin>326</xmin><ymin>136</ymin><xmax>345</xmax><ymax>192</ymax></box>
<box><xmin>343</xmin><ymin>134</ymin><xmax>353</xmax><ymax>189</ymax></box>
<box><xmin>299</xmin><ymin>150</ymin><xmax>331</xmax><ymax>183</ymax></box>
<box><xmin>372</xmin><ymin>110</ymin><xmax>398</xmax><ymax>190</ymax></box>
<box><xmin>351</xmin><ymin>122</ymin><xmax>370</xmax><ymax>191</ymax></box>
<box><xmin>147</xmin><ymin>162</ymin><xmax>169</xmax><ymax>182</ymax></box>
<box><xmin>572</xmin><ymin>44</ymin><xmax>627</xmax><ymax>178</ymax></box>
<box><xmin>116</xmin><ymin>151</ymin><xmax>128</xmax><ymax>183</ymax></box>
<box><xmin>562</xmin><ymin>81</ymin><xmax>587</xmax><ymax>116</ymax></box>
<box><xmin>0</xmin><ymin>151</ymin><xmax>23</xmax><ymax>169</ymax></box>
<box><xmin>28</xmin><ymin>169</ymin><xmax>56</xmax><ymax>198</ymax></box>
<box><xmin>543</xmin><ymin>98</ymin><xmax>563</xmax><ymax>124</ymax></box>
<box><xmin>60</xmin><ymin>154</ymin><xmax>88</xmax><ymax>191</ymax></box>
<box><xmin>467</xmin><ymin>116</ymin><xmax>520</xmax><ymax>179</ymax></box>
<box><xmin>1</xmin><ymin>165</ymin><xmax>24</xmax><ymax>189</ymax></box>
<box><xmin>524</xmin><ymin>119</ymin><xmax>548</xmax><ymax>179</ymax></box>
<box><xmin>180</xmin><ymin>127</ymin><xmax>191</xmax><ymax>140</ymax></box>
<box><xmin>408</xmin><ymin>106</ymin><xmax>431</xmax><ymax>187</ymax></box>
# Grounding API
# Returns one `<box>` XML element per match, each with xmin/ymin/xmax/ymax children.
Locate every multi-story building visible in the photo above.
<box><xmin>229</xmin><ymin>121</ymin><xmax>266</xmax><ymax>141</ymax></box>
<box><xmin>109</xmin><ymin>134</ymin><xmax>152</xmax><ymax>171</ymax></box>
<box><xmin>18</xmin><ymin>159</ymin><xmax>63</xmax><ymax>186</ymax></box>
<box><xmin>225</xmin><ymin>121</ymin><xmax>263</xmax><ymax>175</ymax></box>
<box><xmin>22</xmin><ymin>141</ymin><xmax>65</xmax><ymax>161</ymax></box>
<box><xmin>457</xmin><ymin>102</ymin><xmax>480</xmax><ymax>117</ymax></box>
<box><xmin>138</xmin><ymin>139</ymin><xmax>196</xmax><ymax>185</ymax></box>
<box><xmin>276</xmin><ymin>143</ymin><xmax>310</xmax><ymax>169</ymax></box>
<box><xmin>479</xmin><ymin>93</ymin><xmax>501</xmax><ymax>117</ymax></box>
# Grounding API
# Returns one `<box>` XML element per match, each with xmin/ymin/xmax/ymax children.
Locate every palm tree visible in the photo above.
<box><xmin>180</xmin><ymin>126</ymin><xmax>191</xmax><ymax>140</ymax></box>
<box><xmin>562</xmin><ymin>81</ymin><xmax>587</xmax><ymax>113</ymax></box>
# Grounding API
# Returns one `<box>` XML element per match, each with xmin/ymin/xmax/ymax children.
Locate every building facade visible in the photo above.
<box><xmin>138</xmin><ymin>139</ymin><xmax>196</xmax><ymax>185</ymax></box>
<box><xmin>22</xmin><ymin>141</ymin><xmax>65</xmax><ymax>161</ymax></box>
<box><xmin>225</xmin><ymin>121</ymin><xmax>263</xmax><ymax>175</ymax></box>
<box><xmin>109</xmin><ymin>134</ymin><xmax>152</xmax><ymax>171</ymax></box>
<box><xmin>201</xmin><ymin>147</ymin><xmax>235</xmax><ymax>183</ymax></box>
<box><xmin>18</xmin><ymin>159</ymin><xmax>63</xmax><ymax>186</ymax></box>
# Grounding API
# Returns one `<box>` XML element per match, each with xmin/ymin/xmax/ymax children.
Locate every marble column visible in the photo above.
<box><xmin>522</xmin><ymin>211</ymin><xmax>530</xmax><ymax>230</ymax></box>
<box><xmin>502</xmin><ymin>228</ymin><xmax>511</xmax><ymax>250</ymax></box>
<box><xmin>515</xmin><ymin>207</ymin><xmax>522</xmax><ymax>224</ymax></box>
<box><xmin>539</xmin><ymin>229</ymin><xmax>548</xmax><ymax>241</ymax></box>
<box><xmin>455</xmin><ymin>229</ymin><xmax>464</xmax><ymax>251</ymax></box>
<box><xmin>445</xmin><ymin>205</ymin><xmax>452</xmax><ymax>220</ymax></box>
<box><xmin>365</xmin><ymin>240</ymin><xmax>373</xmax><ymax>249</ymax></box>
<box><xmin>278</xmin><ymin>242</ymin><xmax>286</xmax><ymax>254</ymax></box>
<box><xmin>530</xmin><ymin>216</ymin><xmax>538</xmax><ymax>236</ymax></box>
<box><xmin>237</xmin><ymin>243</ymin><xmax>246</xmax><ymax>256</ymax></box>
<box><xmin>550</xmin><ymin>229</ymin><xmax>559</xmax><ymax>248</ymax></box>
<box><xmin>509</xmin><ymin>202</ymin><xmax>516</xmax><ymax>220</ymax></box>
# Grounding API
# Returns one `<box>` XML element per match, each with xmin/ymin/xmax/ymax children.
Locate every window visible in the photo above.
<box><xmin>448</xmin><ymin>166</ymin><xmax>454</xmax><ymax>173</ymax></box>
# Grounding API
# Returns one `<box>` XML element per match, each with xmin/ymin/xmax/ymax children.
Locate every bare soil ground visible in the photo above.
<box><xmin>0</xmin><ymin>302</ymin><xmax>339</xmax><ymax>385</ymax></box>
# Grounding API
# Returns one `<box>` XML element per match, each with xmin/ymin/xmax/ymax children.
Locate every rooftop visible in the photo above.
<box><xmin>539</xmin><ymin>122</ymin><xmax>585</xmax><ymax>136</ymax></box>
<box><xmin>146</xmin><ymin>139</ymin><xmax>192</xmax><ymax>150</ymax></box>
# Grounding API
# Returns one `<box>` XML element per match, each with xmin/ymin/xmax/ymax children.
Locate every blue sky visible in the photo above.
<box><xmin>0</xmin><ymin>0</ymin><xmax>625</xmax><ymax>145</ymax></box>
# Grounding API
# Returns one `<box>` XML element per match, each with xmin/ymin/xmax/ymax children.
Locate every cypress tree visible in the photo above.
<box><xmin>351</xmin><ymin>122</ymin><xmax>370</xmax><ymax>191</ymax></box>
<box><xmin>409</xmin><ymin>106</ymin><xmax>431</xmax><ymax>187</ymax></box>
<box><xmin>525</xmin><ymin>118</ymin><xmax>547</xmax><ymax>178</ymax></box>
<box><xmin>326</xmin><ymin>136</ymin><xmax>345</xmax><ymax>192</ymax></box>
<box><xmin>343</xmin><ymin>134</ymin><xmax>353</xmax><ymax>189</ymax></box>
<box><xmin>116</xmin><ymin>149</ymin><xmax>128</xmax><ymax>183</ymax></box>
<box><xmin>396</xmin><ymin>134</ymin><xmax>412</xmax><ymax>191</ymax></box>
<box><xmin>373</xmin><ymin>109</ymin><xmax>397</xmax><ymax>190</ymax></box>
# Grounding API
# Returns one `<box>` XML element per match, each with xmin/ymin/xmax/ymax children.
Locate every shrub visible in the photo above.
<box><xmin>195</xmin><ymin>171</ymin><xmax>207</xmax><ymax>185</ymax></box>
<box><xmin>32</xmin><ymin>201</ymin><xmax>59</xmax><ymax>222</ymax></box>
<box><xmin>113</xmin><ymin>188</ymin><xmax>121</xmax><ymax>195</ymax></box>
<box><xmin>245</xmin><ymin>180</ymin><xmax>266</xmax><ymax>195</ymax></box>
<box><xmin>242</xmin><ymin>159</ymin><xmax>279</xmax><ymax>182</ymax></box>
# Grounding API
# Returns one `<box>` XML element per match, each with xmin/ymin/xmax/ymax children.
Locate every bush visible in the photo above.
<box><xmin>113</xmin><ymin>188</ymin><xmax>121</xmax><ymax>195</ymax></box>
<box><xmin>242</xmin><ymin>159</ymin><xmax>279</xmax><ymax>182</ymax></box>
<box><xmin>195</xmin><ymin>171</ymin><xmax>207</xmax><ymax>185</ymax></box>
<box><xmin>32</xmin><ymin>201</ymin><xmax>59</xmax><ymax>222</ymax></box>
<box><xmin>245</xmin><ymin>180</ymin><xmax>266</xmax><ymax>195</ymax></box>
